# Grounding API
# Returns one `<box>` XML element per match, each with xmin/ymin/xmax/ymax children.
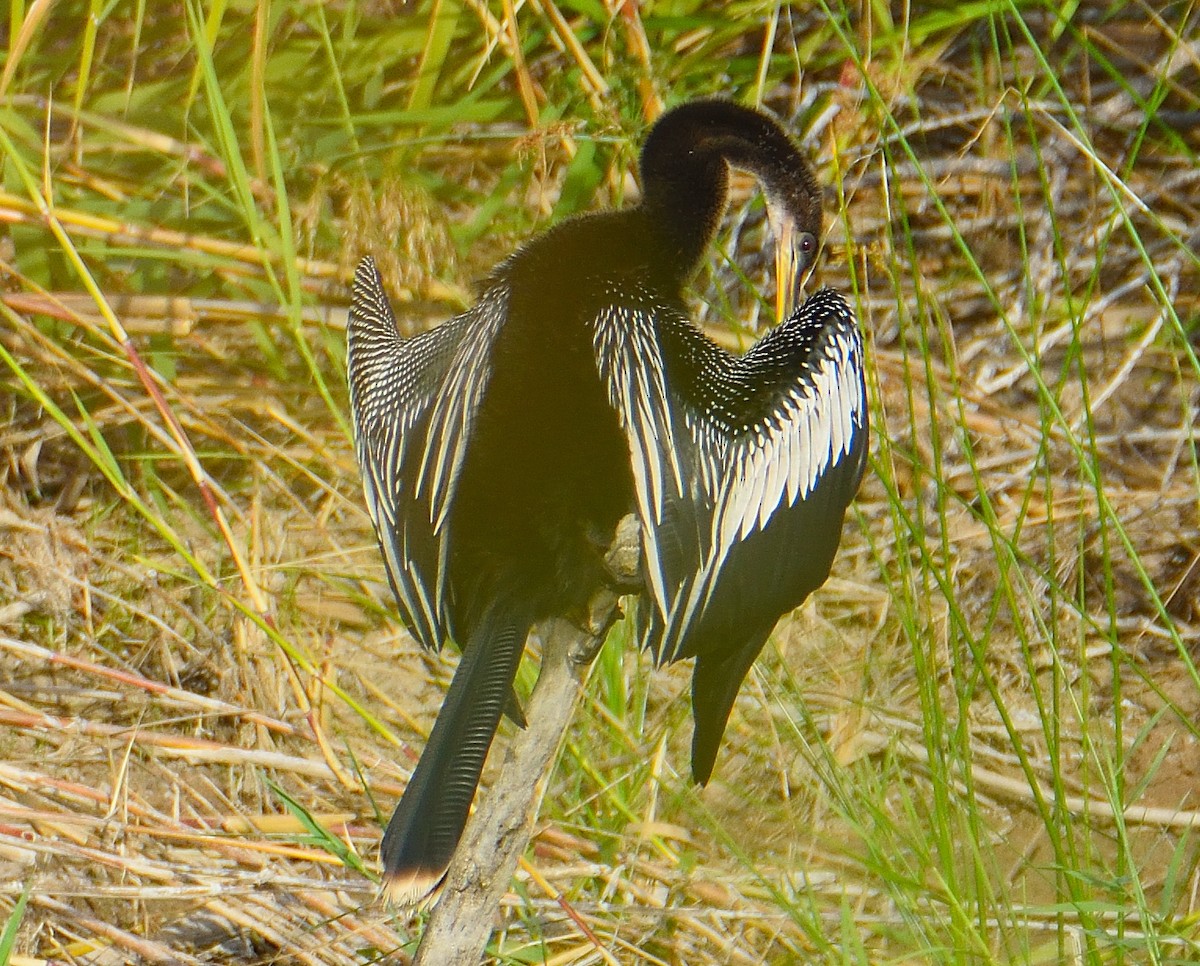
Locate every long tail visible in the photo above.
<box><xmin>689</xmin><ymin>626</ymin><xmax>770</xmax><ymax>786</ymax></box>
<box><xmin>381</xmin><ymin>613</ymin><xmax>529</xmax><ymax>904</ymax></box>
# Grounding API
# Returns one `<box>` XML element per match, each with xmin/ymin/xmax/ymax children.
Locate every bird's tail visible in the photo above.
<box><xmin>381</xmin><ymin>611</ymin><xmax>529</xmax><ymax>904</ymax></box>
<box><xmin>689</xmin><ymin>625</ymin><xmax>771</xmax><ymax>786</ymax></box>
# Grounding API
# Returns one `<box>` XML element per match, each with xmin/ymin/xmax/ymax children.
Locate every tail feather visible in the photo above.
<box><xmin>381</xmin><ymin>614</ymin><xmax>529</xmax><ymax>904</ymax></box>
<box><xmin>689</xmin><ymin>628</ymin><xmax>770</xmax><ymax>786</ymax></box>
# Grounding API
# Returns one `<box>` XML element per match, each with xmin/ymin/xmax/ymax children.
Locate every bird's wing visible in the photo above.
<box><xmin>592</xmin><ymin>301</ymin><xmax>700</xmax><ymax>633</ymax></box>
<box><xmin>347</xmin><ymin>256</ymin><xmax>508</xmax><ymax>650</ymax></box>
<box><xmin>596</xmin><ymin>287</ymin><xmax>868</xmax><ymax>666</ymax></box>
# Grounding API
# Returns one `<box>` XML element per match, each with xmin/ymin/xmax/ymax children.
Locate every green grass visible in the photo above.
<box><xmin>1</xmin><ymin>0</ymin><xmax>1198</xmax><ymax>963</ymax></box>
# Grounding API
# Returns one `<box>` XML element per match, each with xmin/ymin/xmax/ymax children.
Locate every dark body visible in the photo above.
<box><xmin>448</xmin><ymin>227</ymin><xmax>636</xmax><ymax>634</ymax></box>
<box><xmin>347</xmin><ymin>99</ymin><xmax>868</xmax><ymax>903</ymax></box>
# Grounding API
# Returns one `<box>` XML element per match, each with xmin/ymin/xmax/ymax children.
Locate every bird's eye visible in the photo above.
<box><xmin>798</xmin><ymin>231</ymin><xmax>817</xmax><ymax>256</ymax></box>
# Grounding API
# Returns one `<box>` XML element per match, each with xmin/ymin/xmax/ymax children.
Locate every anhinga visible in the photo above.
<box><xmin>347</xmin><ymin>99</ymin><xmax>868</xmax><ymax>904</ymax></box>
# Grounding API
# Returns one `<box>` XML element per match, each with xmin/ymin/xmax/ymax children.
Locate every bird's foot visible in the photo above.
<box><xmin>602</xmin><ymin>513</ymin><xmax>642</xmax><ymax>593</ymax></box>
<box><xmin>569</xmin><ymin>591</ymin><xmax>623</xmax><ymax>665</ymax></box>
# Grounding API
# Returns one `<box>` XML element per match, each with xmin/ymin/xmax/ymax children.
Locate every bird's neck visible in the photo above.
<box><xmin>637</xmin><ymin>164</ymin><xmax>729</xmax><ymax>285</ymax></box>
<box><xmin>504</xmin><ymin>202</ymin><xmax>715</xmax><ymax>299</ymax></box>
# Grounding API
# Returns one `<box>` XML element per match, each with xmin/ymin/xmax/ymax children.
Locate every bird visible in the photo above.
<box><xmin>347</xmin><ymin>98</ymin><xmax>868</xmax><ymax>905</ymax></box>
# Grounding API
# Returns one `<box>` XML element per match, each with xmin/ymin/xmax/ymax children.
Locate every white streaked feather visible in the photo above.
<box><xmin>694</xmin><ymin>322</ymin><xmax>865</xmax><ymax>654</ymax></box>
<box><xmin>347</xmin><ymin>258</ymin><xmax>510</xmax><ymax>652</ymax></box>
<box><xmin>828</xmin><ymin>371</ymin><xmax>845</xmax><ymax>459</ymax></box>
<box><xmin>760</xmin><ymin>433</ymin><xmax>786</xmax><ymax>533</ymax></box>
<box><xmin>635</xmin><ymin>400</ymin><xmax>665</xmax><ymax>523</ymax></box>
<box><xmin>717</xmin><ymin>453</ymin><xmax>753</xmax><ymax>551</ymax></box>
<box><xmin>594</xmin><ymin>286</ymin><xmax>866</xmax><ymax>666</ymax></box>
<box><xmin>805</xmin><ymin>403</ymin><xmax>823</xmax><ymax>493</ymax></box>
<box><xmin>740</xmin><ymin>445</ymin><xmax>768</xmax><ymax>541</ymax></box>
<box><xmin>593</xmin><ymin>303</ymin><xmax>690</xmax><ymax>615</ymax></box>
<box><xmin>420</xmin><ymin>286</ymin><xmax>509</xmax><ymax>532</ymax></box>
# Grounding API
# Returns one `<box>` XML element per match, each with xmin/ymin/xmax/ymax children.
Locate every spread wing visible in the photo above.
<box><xmin>594</xmin><ymin>286</ymin><xmax>868</xmax><ymax>667</ymax></box>
<box><xmin>346</xmin><ymin>256</ymin><xmax>508</xmax><ymax>650</ymax></box>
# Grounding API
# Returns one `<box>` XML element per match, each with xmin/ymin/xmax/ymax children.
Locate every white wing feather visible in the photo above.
<box><xmin>596</xmin><ymin>288</ymin><xmax>866</xmax><ymax>664</ymax></box>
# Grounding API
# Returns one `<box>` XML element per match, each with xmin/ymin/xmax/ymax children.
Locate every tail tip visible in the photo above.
<box><xmin>690</xmin><ymin>749</ymin><xmax>717</xmax><ymax>787</ymax></box>
<box><xmin>380</xmin><ymin>863</ymin><xmax>448</xmax><ymax>907</ymax></box>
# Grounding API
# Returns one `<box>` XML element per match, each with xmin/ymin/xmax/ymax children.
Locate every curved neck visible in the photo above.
<box><xmin>635</xmin><ymin>99</ymin><xmax>821</xmax><ymax>287</ymax></box>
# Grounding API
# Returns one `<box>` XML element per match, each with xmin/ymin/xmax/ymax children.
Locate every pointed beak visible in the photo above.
<box><xmin>774</xmin><ymin>213</ymin><xmax>800</xmax><ymax>323</ymax></box>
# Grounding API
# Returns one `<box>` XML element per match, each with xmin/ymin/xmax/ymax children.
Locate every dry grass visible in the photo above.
<box><xmin>1</xmin><ymin>1</ymin><xmax>1199</xmax><ymax>963</ymax></box>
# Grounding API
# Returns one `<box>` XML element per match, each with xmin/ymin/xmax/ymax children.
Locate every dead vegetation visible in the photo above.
<box><xmin>1</xmin><ymin>1</ymin><xmax>1198</xmax><ymax>963</ymax></box>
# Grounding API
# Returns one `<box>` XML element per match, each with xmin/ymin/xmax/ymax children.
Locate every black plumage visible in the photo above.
<box><xmin>347</xmin><ymin>99</ymin><xmax>868</xmax><ymax>903</ymax></box>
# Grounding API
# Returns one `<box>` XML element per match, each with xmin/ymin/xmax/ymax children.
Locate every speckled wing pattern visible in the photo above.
<box><xmin>594</xmin><ymin>286</ymin><xmax>868</xmax><ymax>666</ymax></box>
<box><xmin>347</xmin><ymin>256</ymin><xmax>508</xmax><ymax>652</ymax></box>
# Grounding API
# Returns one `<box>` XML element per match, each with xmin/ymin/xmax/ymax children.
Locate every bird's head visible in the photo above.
<box><xmin>638</xmin><ymin>99</ymin><xmax>824</xmax><ymax>318</ymax></box>
<box><xmin>767</xmin><ymin>199</ymin><xmax>820</xmax><ymax>322</ymax></box>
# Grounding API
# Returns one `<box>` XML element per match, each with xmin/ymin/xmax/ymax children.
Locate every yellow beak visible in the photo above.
<box><xmin>774</xmin><ymin>214</ymin><xmax>799</xmax><ymax>323</ymax></box>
